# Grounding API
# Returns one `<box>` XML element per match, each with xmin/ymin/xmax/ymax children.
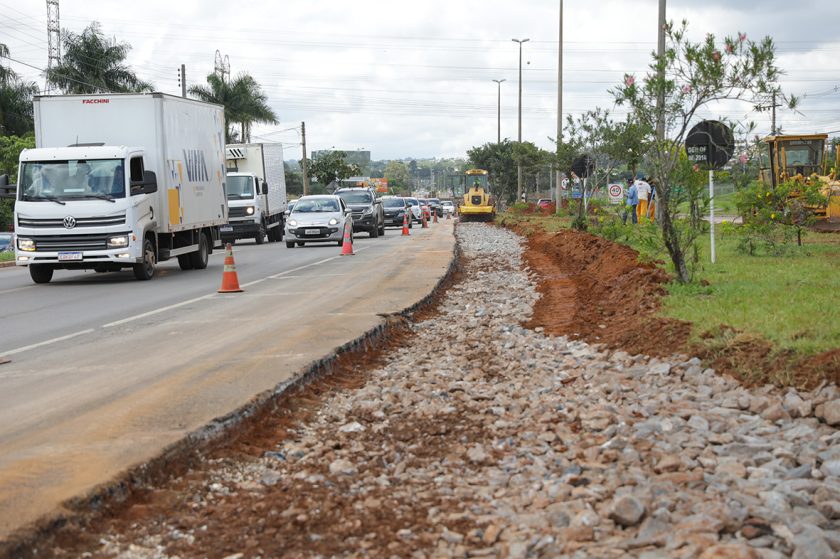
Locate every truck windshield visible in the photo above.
<box><xmin>227</xmin><ymin>175</ymin><xmax>255</xmax><ymax>199</ymax></box>
<box><xmin>19</xmin><ymin>160</ymin><xmax>126</xmax><ymax>200</ymax></box>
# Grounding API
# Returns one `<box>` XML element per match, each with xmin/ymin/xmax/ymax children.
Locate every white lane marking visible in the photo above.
<box><xmin>103</xmin><ymin>294</ymin><xmax>214</xmax><ymax>328</ymax></box>
<box><xmin>106</xmin><ymin>246</ymin><xmax>373</xmax><ymax>328</ymax></box>
<box><xmin>1</xmin><ymin>329</ymin><xmax>95</xmax><ymax>357</ymax></box>
<box><xmin>0</xmin><ymin>286</ymin><xmax>35</xmax><ymax>295</ymax></box>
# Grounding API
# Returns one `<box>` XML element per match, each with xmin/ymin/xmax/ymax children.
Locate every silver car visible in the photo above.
<box><xmin>404</xmin><ymin>197</ymin><xmax>423</xmax><ymax>223</ymax></box>
<box><xmin>285</xmin><ymin>195</ymin><xmax>353</xmax><ymax>248</ymax></box>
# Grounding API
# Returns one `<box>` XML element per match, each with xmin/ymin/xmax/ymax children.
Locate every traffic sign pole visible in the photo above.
<box><xmin>710</xmin><ymin>170</ymin><xmax>715</xmax><ymax>264</ymax></box>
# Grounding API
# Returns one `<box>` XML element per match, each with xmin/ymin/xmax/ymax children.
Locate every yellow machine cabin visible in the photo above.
<box><xmin>759</xmin><ymin>134</ymin><xmax>840</xmax><ymax>220</ymax></box>
<box><xmin>457</xmin><ymin>169</ymin><xmax>495</xmax><ymax>222</ymax></box>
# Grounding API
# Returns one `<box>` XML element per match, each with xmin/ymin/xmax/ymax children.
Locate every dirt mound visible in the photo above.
<box><xmin>518</xmin><ymin>226</ymin><xmax>840</xmax><ymax>389</ymax></box>
<box><xmin>522</xmin><ymin>228</ymin><xmax>691</xmax><ymax>357</ymax></box>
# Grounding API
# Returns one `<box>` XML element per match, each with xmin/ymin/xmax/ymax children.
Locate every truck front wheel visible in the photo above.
<box><xmin>133</xmin><ymin>238</ymin><xmax>156</xmax><ymax>281</ymax></box>
<box><xmin>255</xmin><ymin>222</ymin><xmax>266</xmax><ymax>245</ymax></box>
<box><xmin>29</xmin><ymin>265</ymin><xmax>54</xmax><ymax>284</ymax></box>
<box><xmin>189</xmin><ymin>233</ymin><xmax>209</xmax><ymax>269</ymax></box>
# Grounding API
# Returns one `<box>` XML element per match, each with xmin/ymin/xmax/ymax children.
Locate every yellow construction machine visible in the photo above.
<box><xmin>457</xmin><ymin>169</ymin><xmax>496</xmax><ymax>222</ymax></box>
<box><xmin>758</xmin><ymin>134</ymin><xmax>840</xmax><ymax>220</ymax></box>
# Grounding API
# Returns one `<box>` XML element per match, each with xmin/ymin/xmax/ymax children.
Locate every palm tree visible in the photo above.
<box><xmin>0</xmin><ymin>43</ymin><xmax>38</xmax><ymax>136</ymax></box>
<box><xmin>44</xmin><ymin>22</ymin><xmax>153</xmax><ymax>94</ymax></box>
<box><xmin>189</xmin><ymin>72</ymin><xmax>277</xmax><ymax>143</ymax></box>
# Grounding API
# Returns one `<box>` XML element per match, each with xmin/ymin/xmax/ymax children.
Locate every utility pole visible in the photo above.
<box><xmin>512</xmin><ymin>37</ymin><xmax>530</xmax><ymax>201</ymax></box>
<box><xmin>301</xmin><ymin>121</ymin><xmax>310</xmax><ymax>196</ymax></box>
<box><xmin>178</xmin><ymin>64</ymin><xmax>186</xmax><ymax>98</ymax></box>
<box><xmin>655</xmin><ymin>0</ymin><xmax>666</xmax><ymax>143</ymax></box>
<box><xmin>771</xmin><ymin>91</ymin><xmax>777</xmax><ymax>135</ymax></box>
<box><xmin>654</xmin><ymin>0</ymin><xmax>666</xmax><ymax>222</ymax></box>
<box><xmin>45</xmin><ymin>0</ymin><xmax>61</xmax><ymax>93</ymax></box>
<box><xmin>555</xmin><ymin>0</ymin><xmax>563</xmax><ymax>214</ymax></box>
<box><xmin>492</xmin><ymin>79</ymin><xmax>506</xmax><ymax>143</ymax></box>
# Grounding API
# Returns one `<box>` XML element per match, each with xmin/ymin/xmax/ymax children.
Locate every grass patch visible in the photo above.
<box><xmin>0</xmin><ymin>252</ymin><xmax>14</xmax><ymax>263</ymax></box>
<box><xmin>663</xmin><ymin>233</ymin><xmax>840</xmax><ymax>355</ymax></box>
<box><xmin>498</xmin><ymin>208</ymin><xmax>840</xmax><ymax>372</ymax></box>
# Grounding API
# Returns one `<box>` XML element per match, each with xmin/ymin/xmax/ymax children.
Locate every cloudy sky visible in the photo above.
<box><xmin>2</xmin><ymin>0</ymin><xmax>838</xmax><ymax>160</ymax></box>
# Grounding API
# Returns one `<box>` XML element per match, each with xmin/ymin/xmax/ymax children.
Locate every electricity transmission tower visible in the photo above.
<box><xmin>46</xmin><ymin>0</ymin><xmax>61</xmax><ymax>92</ymax></box>
<box><xmin>214</xmin><ymin>50</ymin><xmax>230</xmax><ymax>82</ymax></box>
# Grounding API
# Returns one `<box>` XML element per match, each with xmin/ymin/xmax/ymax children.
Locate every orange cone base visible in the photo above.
<box><xmin>433</xmin><ymin>212</ymin><xmax>438</xmax><ymax>223</ymax></box>
<box><xmin>218</xmin><ymin>243</ymin><xmax>243</xmax><ymax>293</ymax></box>
<box><xmin>340</xmin><ymin>222</ymin><xmax>355</xmax><ymax>256</ymax></box>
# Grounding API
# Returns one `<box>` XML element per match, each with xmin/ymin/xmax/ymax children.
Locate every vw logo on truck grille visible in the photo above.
<box><xmin>63</xmin><ymin>216</ymin><xmax>77</xmax><ymax>229</ymax></box>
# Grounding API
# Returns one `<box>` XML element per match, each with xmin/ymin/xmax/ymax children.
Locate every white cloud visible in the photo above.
<box><xmin>2</xmin><ymin>0</ymin><xmax>838</xmax><ymax>159</ymax></box>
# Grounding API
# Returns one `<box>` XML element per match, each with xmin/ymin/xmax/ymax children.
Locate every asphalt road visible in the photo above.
<box><xmin>0</xmin><ymin>221</ymin><xmax>456</xmax><ymax>543</ymax></box>
<box><xmin>0</xmin><ymin>231</ymin><xmax>399</xmax><ymax>356</ymax></box>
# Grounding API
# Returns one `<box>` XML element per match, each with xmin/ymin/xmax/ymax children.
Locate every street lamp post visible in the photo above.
<box><xmin>512</xmin><ymin>38</ymin><xmax>529</xmax><ymax>201</ymax></box>
<box><xmin>492</xmin><ymin>79</ymin><xmax>506</xmax><ymax>143</ymax></box>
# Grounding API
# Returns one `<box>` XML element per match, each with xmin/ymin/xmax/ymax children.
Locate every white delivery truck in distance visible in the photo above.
<box><xmin>223</xmin><ymin>143</ymin><xmax>287</xmax><ymax>244</ymax></box>
<box><xmin>14</xmin><ymin>93</ymin><xmax>227</xmax><ymax>283</ymax></box>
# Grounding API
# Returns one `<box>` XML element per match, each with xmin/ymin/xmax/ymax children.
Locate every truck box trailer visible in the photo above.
<box><xmin>223</xmin><ymin>143</ymin><xmax>287</xmax><ymax>244</ymax></box>
<box><xmin>14</xmin><ymin>92</ymin><xmax>227</xmax><ymax>283</ymax></box>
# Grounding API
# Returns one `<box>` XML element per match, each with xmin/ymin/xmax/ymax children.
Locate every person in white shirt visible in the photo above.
<box><xmin>634</xmin><ymin>178</ymin><xmax>652</xmax><ymax>223</ymax></box>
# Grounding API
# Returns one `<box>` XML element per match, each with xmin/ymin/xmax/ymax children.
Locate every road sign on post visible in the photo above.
<box><xmin>686</xmin><ymin>120</ymin><xmax>735</xmax><ymax>265</ymax></box>
<box><xmin>608</xmin><ymin>183</ymin><xmax>624</xmax><ymax>204</ymax></box>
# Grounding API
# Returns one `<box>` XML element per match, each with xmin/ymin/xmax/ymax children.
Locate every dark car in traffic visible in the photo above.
<box><xmin>335</xmin><ymin>187</ymin><xmax>386</xmax><ymax>237</ymax></box>
<box><xmin>427</xmin><ymin>198</ymin><xmax>443</xmax><ymax>217</ymax></box>
<box><xmin>381</xmin><ymin>197</ymin><xmax>412</xmax><ymax>228</ymax></box>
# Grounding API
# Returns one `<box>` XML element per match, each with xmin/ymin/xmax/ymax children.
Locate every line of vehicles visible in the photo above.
<box><xmin>4</xmin><ymin>92</ymin><xmax>463</xmax><ymax>284</ymax></box>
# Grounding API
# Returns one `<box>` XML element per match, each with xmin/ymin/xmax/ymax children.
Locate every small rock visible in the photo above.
<box><xmin>609</xmin><ymin>495</ymin><xmax>646</xmax><ymax>527</ymax></box>
<box><xmin>821</xmin><ymin>399</ymin><xmax>840</xmax><ymax>426</ymax></box>
<box><xmin>482</xmin><ymin>523</ymin><xmax>502</xmax><ymax>545</ymax></box>
<box><xmin>655</xmin><ymin>455</ymin><xmax>682</xmax><ymax>473</ymax></box>
<box><xmin>329</xmin><ymin>458</ymin><xmax>357</xmax><ymax>476</ymax></box>
<box><xmin>698</xmin><ymin>544</ymin><xmax>759</xmax><ymax>559</ymax></box>
<box><xmin>467</xmin><ymin>444</ymin><xmax>489</xmax><ymax>464</ymax></box>
<box><xmin>338</xmin><ymin>421</ymin><xmax>366</xmax><ymax>433</ymax></box>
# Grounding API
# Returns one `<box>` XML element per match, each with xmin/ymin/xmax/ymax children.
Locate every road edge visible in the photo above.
<box><xmin>0</xmin><ymin>227</ymin><xmax>461</xmax><ymax>557</ymax></box>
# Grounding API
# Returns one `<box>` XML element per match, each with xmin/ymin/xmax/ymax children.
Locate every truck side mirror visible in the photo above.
<box><xmin>262</xmin><ymin>182</ymin><xmax>268</xmax><ymax>195</ymax></box>
<box><xmin>143</xmin><ymin>170</ymin><xmax>158</xmax><ymax>194</ymax></box>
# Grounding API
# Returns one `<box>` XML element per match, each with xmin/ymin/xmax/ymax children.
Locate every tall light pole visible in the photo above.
<box><xmin>492</xmin><ymin>79</ymin><xmax>506</xmax><ymax>143</ymax></box>
<box><xmin>512</xmin><ymin>38</ymin><xmax>529</xmax><ymax>201</ymax></box>
<box><xmin>556</xmin><ymin>1</ymin><xmax>564</xmax><ymax>214</ymax></box>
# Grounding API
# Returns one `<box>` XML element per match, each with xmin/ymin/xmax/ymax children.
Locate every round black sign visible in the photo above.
<box><xmin>571</xmin><ymin>154</ymin><xmax>595</xmax><ymax>178</ymax></box>
<box><xmin>685</xmin><ymin>120</ymin><xmax>735</xmax><ymax>170</ymax></box>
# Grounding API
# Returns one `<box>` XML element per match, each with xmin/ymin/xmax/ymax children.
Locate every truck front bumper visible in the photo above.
<box><xmin>14</xmin><ymin>231</ymin><xmax>140</xmax><ymax>268</ymax></box>
<box><xmin>220</xmin><ymin>219</ymin><xmax>260</xmax><ymax>240</ymax></box>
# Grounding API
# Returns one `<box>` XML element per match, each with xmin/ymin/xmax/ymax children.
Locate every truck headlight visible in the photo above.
<box><xmin>362</xmin><ymin>207</ymin><xmax>373</xmax><ymax>215</ymax></box>
<box><xmin>245</xmin><ymin>206</ymin><xmax>255</xmax><ymax>215</ymax></box>
<box><xmin>17</xmin><ymin>238</ymin><xmax>35</xmax><ymax>252</ymax></box>
<box><xmin>107</xmin><ymin>235</ymin><xmax>130</xmax><ymax>248</ymax></box>
<box><xmin>288</xmin><ymin>219</ymin><xmax>297</xmax><ymax>227</ymax></box>
<box><xmin>328</xmin><ymin>217</ymin><xmax>339</xmax><ymax>226</ymax></box>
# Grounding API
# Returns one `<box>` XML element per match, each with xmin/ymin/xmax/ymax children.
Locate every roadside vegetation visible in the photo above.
<box><xmin>498</xmin><ymin>206</ymin><xmax>840</xmax><ymax>387</ymax></box>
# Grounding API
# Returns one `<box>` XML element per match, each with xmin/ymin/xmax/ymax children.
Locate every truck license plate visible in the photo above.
<box><xmin>304</xmin><ymin>228</ymin><xmax>320</xmax><ymax>235</ymax></box>
<box><xmin>58</xmin><ymin>252</ymin><xmax>82</xmax><ymax>261</ymax></box>
<box><xmin>220</xmin><ymin>225</ymin><xmax>233</xmax><ymax>232</ymax></box>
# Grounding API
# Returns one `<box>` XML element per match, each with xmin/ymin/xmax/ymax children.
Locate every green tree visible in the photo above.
<box><xmin>285</xmin><ymin>162</ymin><xmax>303</xmax><ymax>197</ymax></box>
<box><xmin>613</xmin><ymin>20</ymin><xmax>793</xmax><ymax>282</ymax></box>
<box><xmin>189</xmin><ymin>72</ymin><xmax>277</xmax><ymax>143</ymax></box>
<box><xmin>307</xmin><ymin>150</ymin><xmax>360</xmax><ymax>189</ymax></box>
<box><xmin>384</xmin><ymin>161</ymin><xmax>409</xmax><ymax>191</ymax></box>
<box><xmin>468</xmin><ymin>140</ymin><xmax>548</xmax><ymax>203</ymax></box>
<box><xmin>0</xmin><ymin>133</ymin><xmax>35</xmax><ymax>230</ymax></box>
<box><xmin>0</xmin><ymin>43</ymin><xmax>38</xmax><ymax>136</ymax></box>
<box><xmin>45</xmin><ymin>22</ymin><xmax>153</xmax><ymax>94</ymax></box>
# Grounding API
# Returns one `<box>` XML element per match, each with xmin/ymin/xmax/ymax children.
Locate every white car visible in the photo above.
<box><xmin>285</xmin><ymin>195</ymin><xmax>353</xmax><ymax>248</ymax></box>
<box><xmin>403</xmin><ymin>197</ymin><xmax>423</xmax><ymax>223</ymax></box>
<box><xmin>440</xmin><ymin>200</ymin><xmax>456</xmax><ymax>216</ymax></box>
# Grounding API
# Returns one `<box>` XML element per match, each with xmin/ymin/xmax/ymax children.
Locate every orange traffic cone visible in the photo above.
<box><xmin>433</xmin><ymin>210</ymin><xmax>438</xmax><ymax>224</ymax></box>
<box><xmin>421</xmin><ymin>210</ymin><xmax>428</xmax><ymax>229</ymax></box>
<box><xmin>401</xmin><ymin>210</ymin><xmax>410</xmax><ymax>236</ymax></box>
<box><xmin>340</xmin><ymin>220</ymin><xmax>355</xmax><ymax>256</ymax></box>
<box><xmin>218</xmin><ymin>243</ymin><xmax>243</xmax><ymax>293</ymax></box>
<box><xmin>446</xmin><ymin>211</ymin><xmax>451</xmax><ymax>220</ymax></box>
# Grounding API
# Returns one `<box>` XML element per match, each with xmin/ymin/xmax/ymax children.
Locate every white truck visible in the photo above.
<box><xmin>14</xmin><ymin>93</ymin><xmax>227</xmax><ymax>283</ymax></box>
<box><xmin>223</xmin><ymin>143</ymin><xmax>287</xmax><ymax>244</ymax></box>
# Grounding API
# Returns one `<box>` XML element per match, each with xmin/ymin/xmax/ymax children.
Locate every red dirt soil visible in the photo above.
<box><xmin>518</xmin><ymin>225</ymin><xmax>840</xmax><ymax>389</ymax></box>
<box><xmin>522</xmin><ymin>228</ymin><xmax>691</xmax><ymax>358</ymax></box>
